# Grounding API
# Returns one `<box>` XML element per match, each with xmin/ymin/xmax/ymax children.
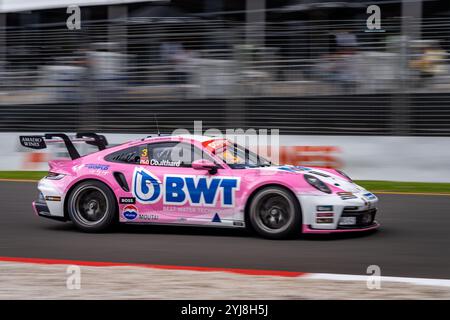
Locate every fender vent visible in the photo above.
<box><xmin>113</xmin><ymin>172</ymin><xmax>129</xmax><ymax>192</ymax></box>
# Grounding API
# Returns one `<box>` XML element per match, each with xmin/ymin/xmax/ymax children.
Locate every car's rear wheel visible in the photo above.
<box><xmin>248</xmin><ymin>186</ymin><xmax>301</xmax><ymax>239</ymax></box>
<box><xmin>67</xmin><ymin>180</ymin><xmax>117</xmax><ymax>232</ymax></box>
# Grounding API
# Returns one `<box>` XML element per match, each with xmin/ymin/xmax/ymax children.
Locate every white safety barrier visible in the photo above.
<box><xmin>1</xmin><ymin>132</ymin><xmax>449</xmax><ymax>182</ymax></box>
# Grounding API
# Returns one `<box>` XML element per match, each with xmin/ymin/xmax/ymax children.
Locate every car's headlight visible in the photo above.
<box><xmin>45</xmin><ymin>172</ymin><xmax>65</xmax><ymax>180</ymax></box>
<box><xmin>304</xmin><ymin>174</ymin><xmax>332</xmax><ymax>194</ymax></box>
<box><xmin>336</xmin><ymin>169</ymin><xmax>352</xmax><ymax>181</ymax></box>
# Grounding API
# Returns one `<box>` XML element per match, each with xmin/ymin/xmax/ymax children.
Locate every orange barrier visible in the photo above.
<box><xmin>279</xmin><ymin>146</ymin><xmax>342</xmax><ymax>168</ymax></box>
<box><xmin>22</xmin><ymin>152</ymin><xmax>48</xmax><ymax>170</ymax></box>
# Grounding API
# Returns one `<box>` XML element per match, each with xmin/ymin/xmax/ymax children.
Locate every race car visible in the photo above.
<box><xmin>21</xmin><ymin>133</ymin><xmax>379</xmax><ymax>239</ymax></box>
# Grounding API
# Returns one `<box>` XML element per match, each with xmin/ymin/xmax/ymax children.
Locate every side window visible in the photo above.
<box><xmin>147</xmin><ymin>142</ymin><xmax>214</xmax><ymax>167</ymax></box>
<box><xmin>105</xmin><ymin>146</ymin><xmax>142</xmax><ymax>164</ymax></box>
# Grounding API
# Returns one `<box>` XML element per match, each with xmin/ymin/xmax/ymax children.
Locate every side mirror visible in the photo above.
<box><xmin>192</xmin><ymin>159</ymin><xmax>218</xmax><ymax>174</ymax></box>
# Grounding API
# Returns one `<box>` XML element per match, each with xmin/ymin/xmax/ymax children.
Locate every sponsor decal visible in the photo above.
<box><xmin>364</xmin><ymin>193</ymin><xmax>376</xmax><ymax>200</ymax></box>
<box><xmin>132</xmin><ymin>168</ymin><xmax>240</xmax><ymax>207</ymax></box>
<box><xmin>212</xmin><ymin>213</ymin><xmax>221</xmax><ymax>223</ymax></box>
<box><xmin>45</xmin><ymin>196</ymin><xmax>61</xmax><ymax>202</ymax></box>
<box><xmin>316</xmin><ymin>217</ymin><xmax>334</xmax><ymax>224</ymax></box>
<box><xmin>163</xmin><ymin>206</ymin><xmax>210</xmax><ymax>214</ymax></box>
<box><xmin>202</xmin><ymin>139</ymin><xmax>228</xmax><ymax>153</ymax></box>
<box><xmin>337</xmin><ymin>192</ymin><xmax>358</xmax><ymax>200</ymax></box>
<box><xmin>316</xmin><ymin>212</ymin><xmax>334</xmax><ymax>217</ymax></box>
<box><xmin>122</xmin><ymin>205</ymin><xmax>138</xmax><ymax>220</ymax></box>
<box><xmin>20</xmin><ymin>136</ymin><xmax>47</xmax><ymax>149</ymax></box>
<box><xmin>293</xmin><ymin>166</ymin><xmax>312</xmax><ymax>171</ymax></box>
<box><xmin>119</xmin><ymin>197</ymin><xmax>136</xmax><ymax>204</ymax></box>
<box><xmin>150</xmin><ymin>159</ymin><xmax>181</xmax><ymax>167</ymax></box>
<box><xmin>278</xmin><ymin>165</ymin><xmax>311</xmax><ymax>173</ymax></box>
<box><xmin>163</xmin><ymin>175</ymin><xmax>240</xmax><ymax>207</ymax></box>
<box><xmin>140</xmin><ymin>147</ymin><xmax>149</xmax><ymax>165</ymax></box>
<box><xmin>85</xmin><ymin>164</ymin><xmax>109</xmax><ymax>170</ymax></box>
<box><xmin>138</xmin><ymin>214</ymin><xmax>159</xmax><ymax>221</ymax></box>
<box><xmin>316</xmin><ymin>205</ymin><xmax>333</xmax><ymax>211</ymax></box>
<box><xmin>132</xmin><ymin>167</ymin><xmax>162</xmax><ymax>204</ymax></box>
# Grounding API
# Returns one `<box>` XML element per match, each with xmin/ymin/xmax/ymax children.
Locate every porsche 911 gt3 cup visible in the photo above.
<box><xmin>21</xmin><ymin>133</ymin><xmax>379</xmax><ymax>239</ymax></box>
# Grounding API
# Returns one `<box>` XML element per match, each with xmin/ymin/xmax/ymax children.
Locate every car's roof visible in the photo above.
<box><xmin>105</xmin><ymin>134</ymin><xmax>220</xmax><ymax>152</ymax></box>
<box><xmin>139</xmin><ymin>134</ymin><xmax>218</xmax><ymax>144</ymax></box>
<box><xmin>81</xmin><ymin>134</ymin><xmax>223</xmax><ymax>160</ymax></box>
<box><xmin>175</xmin><ymin>134</ymin><xmax>216</xmax><ymax>142</ymax></box>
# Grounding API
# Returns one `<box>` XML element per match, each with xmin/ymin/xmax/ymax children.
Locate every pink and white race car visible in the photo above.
<box><xmin>21</xmin><ymin>133</ymin><xmax>379</xmax><ymax>239</ymax></box>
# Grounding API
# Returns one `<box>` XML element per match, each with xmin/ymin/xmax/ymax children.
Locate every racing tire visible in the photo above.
<box><xmin>67</xmin><ymin>180</ymin><xmax>117</xmax><ymax>232</ymax></box>
<box><xmin>248</xmin><ymin>186</ymin><xmax>301</xmax><ymax>239</ymax></box>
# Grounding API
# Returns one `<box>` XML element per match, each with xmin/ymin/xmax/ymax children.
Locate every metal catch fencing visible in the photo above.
<box><xmin>1</xmin><ymin>16</ymin><xmax>450</xmax><ymax>135</ymax></box>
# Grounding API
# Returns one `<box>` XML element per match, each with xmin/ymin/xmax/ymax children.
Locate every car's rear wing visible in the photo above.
<box><xmin>19</xmin><ymin>133</ymin><xmax>108</xmax><ymax>160</ymax></box>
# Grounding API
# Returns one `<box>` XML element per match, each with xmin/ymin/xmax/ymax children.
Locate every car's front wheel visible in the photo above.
<box><xmin>67</xmin><ymin>180</ymin><xmax>117</xmax><ymax>232</ymax></box>
<box><xmin>248</xmin><ymin>186</ymin><xmax>301</xmax><ymax>239</ymax></box>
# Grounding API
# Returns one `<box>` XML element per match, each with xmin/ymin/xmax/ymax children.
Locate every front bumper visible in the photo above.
<box><xmin>298</xmin><ymin>192</ymin><xmax>379</xmax><ymax>234</ymax></box>
<box><xmin>302</xmin><ymin>222</ymin><xmax>379</xmax><ymax>234</ymax></box>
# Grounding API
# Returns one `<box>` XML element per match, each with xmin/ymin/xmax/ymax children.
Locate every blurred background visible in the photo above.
<box><xmin>1</xmin><ymin>0</ymin><xmax>450</xmax><ymax>181</ymax></box>
<box><xmin>1</xmin><ymin>0</ymin><xmax>450</xmax><ymax>134</ymax></box>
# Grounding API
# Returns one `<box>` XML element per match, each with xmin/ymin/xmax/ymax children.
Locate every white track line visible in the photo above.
<box><xmin>303</xmin><ymin>273</ymin><xmax>450</xmax><ymax>287</ymax></box>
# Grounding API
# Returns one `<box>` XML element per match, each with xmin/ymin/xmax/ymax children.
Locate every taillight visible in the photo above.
<box><xmin>45</xmin><ymin>172</ymin><xmax>65</xmax><ymax>180</ymax></box>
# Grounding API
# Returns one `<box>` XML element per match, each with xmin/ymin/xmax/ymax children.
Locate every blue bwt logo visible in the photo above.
<box><xmin>164</xmin><ymin>175</ymin><xmax>240</xmax><ymax>207</ymax></box>
<box><xmin>133</xmin><ymin>168</ymin><xmax>162</xmax><ymax>204</ymax></box>
<box><xmin>132</xmin><ymin>168</ymin><xmax>240</xmax><ymax>207</ymax></box>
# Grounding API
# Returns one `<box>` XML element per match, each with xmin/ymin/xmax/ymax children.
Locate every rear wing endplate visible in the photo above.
<box><xmin>19</xmin><ymin>133</ymin><xmax>108</xmax><ymax>160</ymax></box>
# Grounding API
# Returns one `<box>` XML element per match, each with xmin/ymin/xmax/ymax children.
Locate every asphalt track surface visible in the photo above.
<box><xmin>1</xmin><ymin>181</ymin><xmax>449</xmax><ymax>279</ymax></box>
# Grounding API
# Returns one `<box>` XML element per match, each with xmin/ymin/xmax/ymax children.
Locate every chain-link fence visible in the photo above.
<box><xmin>1</xmin><ymin>16</ymin><xmax>450</xmax><ymax>135</ymax></box>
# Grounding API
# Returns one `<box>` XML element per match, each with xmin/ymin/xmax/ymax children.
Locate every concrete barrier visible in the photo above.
<box><xmin>1</xmin><ymin>132</ymin><xmax>449</xmax><ymax>182</ymax></box>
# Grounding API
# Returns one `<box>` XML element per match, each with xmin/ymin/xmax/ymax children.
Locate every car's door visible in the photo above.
<box><xmin>130</xmin><ymin>140</ymin><xmax>239</xmax><ymax>226</ymax></box>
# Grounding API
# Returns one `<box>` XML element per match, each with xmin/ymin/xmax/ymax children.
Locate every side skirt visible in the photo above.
<box><xmin>120</xmin><ymin>221</ymin><xmax>246</xmax><ymax>229</ymax></box>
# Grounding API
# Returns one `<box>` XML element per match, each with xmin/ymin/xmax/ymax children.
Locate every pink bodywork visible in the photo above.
<box><xmin>42</xmin><ymin>135</ymin><xmax>375</xmax><ymax>234</ymax></box>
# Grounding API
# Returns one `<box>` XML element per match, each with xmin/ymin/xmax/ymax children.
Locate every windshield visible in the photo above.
<box><xmin>203</xmin><ymin>139</ymin><xmax>272</xmax><ymax>169</ymax></box>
